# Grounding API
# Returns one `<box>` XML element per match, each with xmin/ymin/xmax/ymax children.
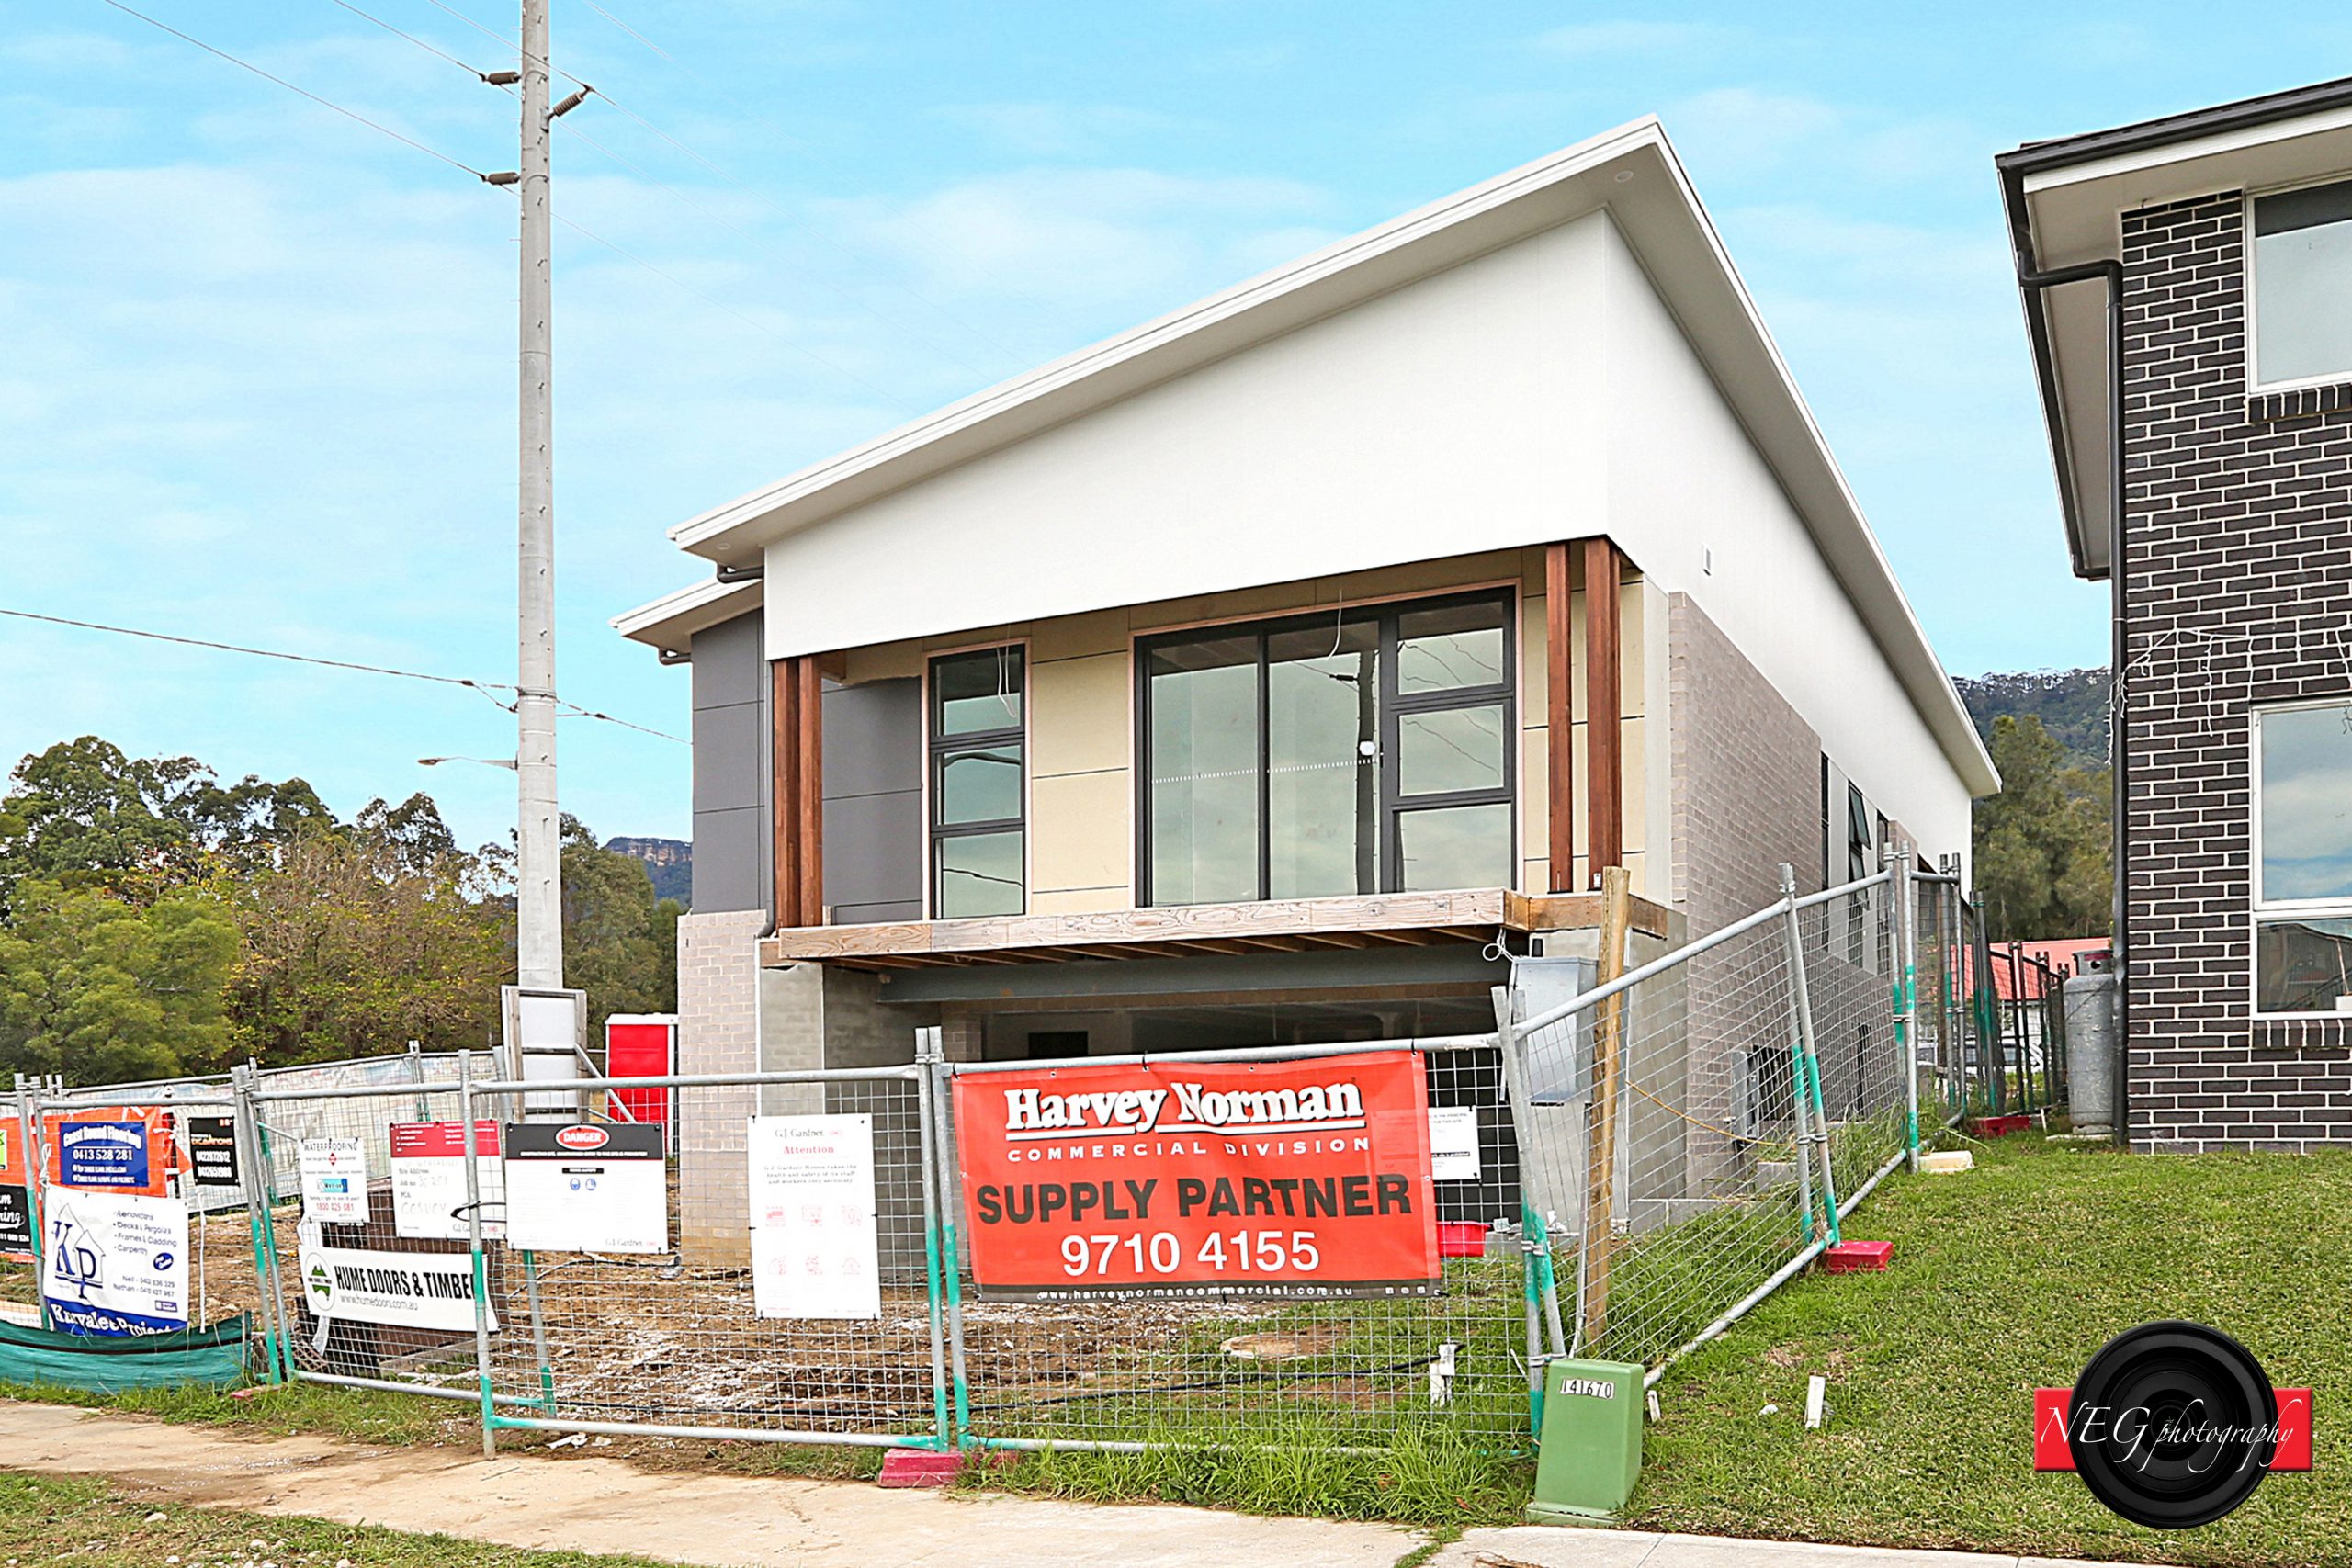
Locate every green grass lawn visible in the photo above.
<box><xmin>8</xmin><ymin>1134</ymin><xmax>2347</xmax><ymax>1564</ymax></box>
<box><xmin>0</xmin><ymin>1470</ymin><xmax>680</xmax><ymax>1567</ymax></box>
<box><xmin>1625</xmin><ymin>1131</ymin><xmax>2352</xmax><ymax>1568</ymax></box>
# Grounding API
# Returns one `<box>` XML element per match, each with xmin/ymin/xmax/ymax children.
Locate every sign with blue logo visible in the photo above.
<box><xmin>40</xmin><ymin>1190</ymin><xmax>190</xmax><ymax>1336</ymax></box>
<box><xmin>57</xmin><ymin>1122</ymin><xmax>150</xmax><ymax>1190</ymax></box>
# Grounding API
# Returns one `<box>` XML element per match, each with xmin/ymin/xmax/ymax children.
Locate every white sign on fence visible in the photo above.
<box><xmin>1429</xmin><ymin>1106</ymin><xmax>1481</xmax><ymax>1181</ymax></box>
<box><xmin>390</xmin><ymin>1121</ymin><xmax>504</xmax><ymax>1241</ymax></box>
<box><xmin>748</xmin><ymin>1115</ymin><xmax>880</xmax><ymax>1321</ymax></box>
<box><xmin>297</xmin><ymin>1230</ymin><xmax>499</xmax><ymax>1334</ymax></box>
<box><xmin>41</xmin><ymin>1190</ymin><xmax>189</xmax><ymax>1336</ymax></box>
<box><xmin>502</xmin><ymin>1123</ymin><xmax>668</xmax><ymax>1255</ymax></box>
<box><xmin>300</xmin><ymin>1136</ymin><xmax>370</xmax><ymax>1224</ymax></box>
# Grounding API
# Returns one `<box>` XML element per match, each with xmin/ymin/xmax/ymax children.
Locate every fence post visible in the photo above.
<box><xmin>911</xmin><ymin>1032</ymin><xmax>954</xmax><ymax>1454</ymax></box>
<box><xmin>14</xmin><ymin>1077</ymin><xmax>46</xmax><ymax>1331</ymax></box>
<box><xmin>919</xmin><ymin>1027</ymin><xmax>972</xmax><ymax>1449</ymax></box>
<box><xmin>407</xmin><ymin>1040</ymin><xmax>430</xmax><ymax>1123</ymax></box>
<box><xmin>1577</xmin><ymin>866</ymin><xmax>1632</xmax><ymax>1352</ymax></box>
<box><xmin>1891</xmin><ymin>843</ymin><xmax>1920</xmax><ymax>1173</ymax></box>
<box><xmin>1491</xmin><ymin>985</ymin><xmax>1560</xmax><ymax>1431</ymax></box>
<box><xmin>1778</xmin><ymin>864</ymin><xmax>1839</xmax><ymax>1245</ymax></box>
<box><xmin>458</xmin><ymin>1050</ymin><xmax>497</xmax><ymax>1460</ymax></box>
<box><xmin>229</xmin><ymin>1066</ymin><xmax>283</xmax><ymax>1382</ymax></box>
<box><xmin>1970</xmin><ymin>895</ymin><xmax>2000</xmax><ymax>1114</ymax></box>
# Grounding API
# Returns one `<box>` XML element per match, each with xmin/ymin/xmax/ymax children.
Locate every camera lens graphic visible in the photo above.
<box><xmin>2069</xmin><ymin>1321</ymin><xmax>2277</xmax><ymax>1529</ymax></box>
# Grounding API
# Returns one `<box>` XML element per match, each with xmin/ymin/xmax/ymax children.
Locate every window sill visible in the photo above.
<box><xmin>2251</xmin><ymin>1015</ymin><xmax>2352</xmax><ymax>1053</ymax></box>
<box><xmin>2246</xmin><ymin>382</ymin><xmax>2352</xmax><ymax>423</ymax></box>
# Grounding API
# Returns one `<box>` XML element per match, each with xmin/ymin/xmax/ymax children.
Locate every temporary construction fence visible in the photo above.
<box><xmin>3</xmin><ymin>847</ymin><xmax>2007</xmax><ymax>1461</ymax></box>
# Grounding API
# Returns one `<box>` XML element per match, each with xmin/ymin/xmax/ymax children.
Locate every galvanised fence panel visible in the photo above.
<box><xmin>461</xmin><ymin>1063</ymin><xmax>950</xmax><ymax>1450</ymax></box>
<box><xmin>933</xmin><ymin>1036</ymin><xmax>1533</xmax><ymax>1454</ymax></box>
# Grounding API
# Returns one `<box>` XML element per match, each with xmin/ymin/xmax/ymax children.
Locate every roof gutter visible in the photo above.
<box><xmin>2001</xmin><ymin>173</ymin><xmax>2129</xmax><ymax>1145</ymax></box>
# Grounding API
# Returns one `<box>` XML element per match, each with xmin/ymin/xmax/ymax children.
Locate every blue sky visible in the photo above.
<box><xmin>4</xmin><ymin>3</ymin><xmax>2345</xmax><ymax>851</ymax></box>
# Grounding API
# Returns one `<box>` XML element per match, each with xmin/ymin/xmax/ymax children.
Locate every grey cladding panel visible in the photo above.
<box><xmin>823</xmin><ymin>678</ymin><xmax>922</xmax><ymax>798</ymax></box>
<box><xmin>822</xmin><ymin>677</ymin><xmax>923</xmax><ymax>918</ymax></box>
<box><xmin>689</xmin><ymin>608</ymin><xmax>772</xmax><ymax>917</ymax></box>
<box><xmin>691</xmin><ymin>806</ymin><xmax>767</xmax><ymax>915</ymax></box>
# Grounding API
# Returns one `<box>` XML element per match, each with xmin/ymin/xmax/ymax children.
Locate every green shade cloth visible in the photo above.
<box><xmin>0</xmin><ymin>1313</ymin><xmax>250</xmax><ymax>1393</ymax></box>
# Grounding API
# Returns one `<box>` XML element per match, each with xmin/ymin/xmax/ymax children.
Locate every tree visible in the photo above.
<box><xmin>1973</xmin><ymin>715</ymin><xmax>2113</xmax><ymax>942</ymax></box>
<box><xmin>560</xmin><ymin>817</ymin><xmax>679</xmax><ymax>1032</ymax></box>
<box><xmin>0</xmin><ymin>877</ymin><xmax>240</xmax><ymax>1083</ymax></box>
<box><xmin>225</xmin><ymin>829</ymin><xmax>508</xmax><ymax>1065</ymax></box>
<box><xmin>0</xmin><ymin>737</ymin><xmax>339</xmax><ymax>909</ymax></box>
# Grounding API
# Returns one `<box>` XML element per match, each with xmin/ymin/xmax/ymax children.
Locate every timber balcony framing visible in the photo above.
<box><xmin>759</xmin><ymin>886</ymin><xmax>1673</xmax><ymax>974</ymax></box>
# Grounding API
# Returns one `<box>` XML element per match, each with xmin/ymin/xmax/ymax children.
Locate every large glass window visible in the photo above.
<box><xmin>2255</xmin><ymin>700</ymin><xmax>2352</xmax><ymax>1013</ymax></box>
<box><xmin>2252</xmin><ymin>179</ymin><xmax>2352</xmax><ymax>389</ymax></box>
<box><xmin>929</xmin><ymin>647</ymin><xmax>1024</xmax><ymax>918</ymax></box>
<box><xmin>1141</xmin><ymin>592</ymin><xmax>1513</xmax><ymax>905</ymax></box>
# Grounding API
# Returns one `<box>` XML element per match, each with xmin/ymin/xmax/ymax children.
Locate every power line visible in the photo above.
<box><xmin>94</xmin><ymin>0</ymin><xmax>495</xmax><ymax>183</ymax></box>
<box><xmin>322</xmin><ymin>0</ymin><xmax>491</xmax><ymax>81</ymax></box>
<box><xmin>0</xmin><ymin>608</ymin><xmax>684</xmax><ymax>744</ymax></box>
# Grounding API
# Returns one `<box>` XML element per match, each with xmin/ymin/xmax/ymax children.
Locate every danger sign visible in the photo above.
<box><xmin>953</xmin><ymin>1052</ymin><xmax>1440</xmax><ymax>1302</ymax></box>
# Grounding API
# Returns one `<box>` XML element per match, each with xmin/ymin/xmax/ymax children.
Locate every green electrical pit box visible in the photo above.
<box><xmin>1527</xmin><ymin>1357</ymin><xmax>1645</xmax><ymax>1521</ymax></box>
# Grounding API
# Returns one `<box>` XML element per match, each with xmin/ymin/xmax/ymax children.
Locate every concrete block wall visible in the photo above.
<box><xmin>676</xmin><ymin>908</ymin><xmax>765</xmax><ymax>1264</ymax></box>
<box><xmin>2120</xmin><ymin>191</ymin><xmax>2352</xmax><ymax>1151</ymax></box>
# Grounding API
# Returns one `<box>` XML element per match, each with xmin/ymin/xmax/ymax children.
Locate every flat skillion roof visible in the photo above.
<box><xmin>1997</xmin><ymin>76</ymin><xmax>2352</xmax><ymax>580</ymax></box>
<box><xmin>622</xmin><ymin>117</ymin><xmax>1993</xmax><ymax>795</ymax></box>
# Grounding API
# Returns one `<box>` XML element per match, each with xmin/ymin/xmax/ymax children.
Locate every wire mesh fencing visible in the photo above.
<box><xmin>460</xmin><ymin>1063</ymin><xmax>950</xmax><ymax>1450</ymax></box>
<box><xmin>242</xmin><ymin>1072</ymin><xmax>479</xmax><ymax>1400</ymax></box>
<box><xmin>934</xmin><ymin>1037</ymin><xmax>1535</xmax><ymax>1452</ymax></box>
<box><xmin>1502</xmin><ymin>861</ymin><xmax>1922</xmax><ymax>1379</ymax></box>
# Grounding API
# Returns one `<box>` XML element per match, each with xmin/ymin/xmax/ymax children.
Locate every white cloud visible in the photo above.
<box><xmin>932</xmin><ymin>103</ymin><xmax>1190</xmax><ymax>159</ymax></box>
<box><xmin>830</xmin><ymin>167</ymin><xmax>1339</xmax><ymax>313</ymax></box>
<box><xmin>1532</xmin><ymin>20</ymin><xmax>1739</xmax><ymax>59</ymax></box>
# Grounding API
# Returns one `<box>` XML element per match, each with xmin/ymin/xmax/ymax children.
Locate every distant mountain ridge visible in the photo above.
<box><xmin>1952</xmin><ymin>669</ymin><xmax>2109</xmax><ymax>773</ymax></box>
<box><xmin>607</xmin><ymin>835</ymin><xmax>691</xmax><ymax>908</ymax></box>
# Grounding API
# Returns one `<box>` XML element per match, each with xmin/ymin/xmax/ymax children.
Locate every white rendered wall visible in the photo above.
<box><xmin>763</xmin><ymin>215</ymin><xmax>1611</xmax><ymax>660</ymax></box>
<box><xmin>1594</xmin><ymin>219</ymin><xmax>1972</xmax><ymax>873</ymax></box>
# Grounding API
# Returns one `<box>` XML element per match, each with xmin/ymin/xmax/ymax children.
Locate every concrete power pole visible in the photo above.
<box><xmin>514</xmin><ymin>0</ymin><xmax>561</xmax><ymax>990</ymax></box>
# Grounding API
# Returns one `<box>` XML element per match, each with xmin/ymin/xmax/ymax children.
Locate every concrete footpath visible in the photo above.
<box><xmin>0</xmin><ymin>1403</ymin><xmax>2167</xmax><ymax>1568</ymax></box>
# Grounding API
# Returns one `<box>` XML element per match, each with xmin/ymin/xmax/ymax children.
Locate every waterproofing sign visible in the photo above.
<box><xmin>41</xmin><ymin>1190</ymin><xmax>190</xmax><ymax>1336</ymax></box>
<box><xmin>300</xmin><ymin>1136</ymin><xmax>369</xmax><ymax>1224</ymax></box>
<box><xmin>298</xmin><ymin>1235</ymin><xmax>497</xmax><ymax>1334</ymax></box>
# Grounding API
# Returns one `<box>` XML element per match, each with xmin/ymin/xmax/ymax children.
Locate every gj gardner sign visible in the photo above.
<box><xmin>952</xmin><ymin>1052</ymin><xmax>1439</xmax><ymax>1302</ymax></box>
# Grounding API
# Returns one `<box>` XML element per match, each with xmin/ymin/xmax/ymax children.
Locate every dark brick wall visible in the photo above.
<box><xmin>2120</xmin><ymin>191</ymin><xmax>2352</xmax><ymax>1152</ymax></box>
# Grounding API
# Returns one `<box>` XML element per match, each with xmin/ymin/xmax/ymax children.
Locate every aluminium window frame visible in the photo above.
<box><xmin>2248</xmin><ymin>695</ymin><xmax>2352</xmax><ymax>1019</ymax></box>
<box><xmin>1135</xmin><ymin>587</ymin><xmax>1518</xmax><ymax>907</ymax></box>
<box><xmin>925</xmin><ymin>642</ymin><xmax>1028</xmax><ymax>919</ymax></box>
<box><xmin>2243</xmin><ymin>175</ymin><xmax>2352</xmax><ymax>396</ymax></box>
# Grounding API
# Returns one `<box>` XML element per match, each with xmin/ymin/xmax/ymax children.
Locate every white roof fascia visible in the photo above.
<box><xmin>611</xmin><ymin>575</ymin><xmax>762</xmax><ymax>650</ymax></box>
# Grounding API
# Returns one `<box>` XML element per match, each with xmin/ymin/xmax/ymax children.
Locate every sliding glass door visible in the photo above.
<box><xmin>1141</xmin><ymin>592</ymin><xmax>1513</xmax><ymax>905</ymax></box>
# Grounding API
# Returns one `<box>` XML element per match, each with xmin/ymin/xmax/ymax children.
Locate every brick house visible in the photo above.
<box><xmin>619</xmin><ymin>119</ymin><xmax>1993</xmax><ymax>1245</ymax></box>
<box><xmin>1999</xmin><ymin>78</ymin><xmax>2352</xmax><ymax>1151</ymax></box>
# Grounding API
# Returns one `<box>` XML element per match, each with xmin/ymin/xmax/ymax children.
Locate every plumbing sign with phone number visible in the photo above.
<box><xmin>952</xmin><ymin>1051</ymin><xmax>1440</xmax><ymax>1302</ymax></box>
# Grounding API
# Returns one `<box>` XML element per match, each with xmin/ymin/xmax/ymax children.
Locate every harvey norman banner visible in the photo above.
<box><xmin>952</xmin><ymin>1052</ymin><xmax>1440</xmax><ymax>1303</ymax></box>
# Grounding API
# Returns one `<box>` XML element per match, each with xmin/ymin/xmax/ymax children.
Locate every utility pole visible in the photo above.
<box><xmin>514</xmin><ymin>0</ymin><xmax>561</xmax><ymax>991</ymax></box>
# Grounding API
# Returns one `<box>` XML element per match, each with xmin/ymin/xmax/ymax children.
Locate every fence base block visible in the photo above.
<box><xmin>876</xmin><ymin>1449</ymin><xmax>968</xmax><ymax>1487</ymax></box>
<box><xmin>1975</xmin><ymin>1114</ymin><xmax>2031</xmax><ymax>1137</ymax></box>
<box><xmin>1823</xmin><ymin>1240</ymin><xmax>1893</xmax><ymax>1274</ymax></box>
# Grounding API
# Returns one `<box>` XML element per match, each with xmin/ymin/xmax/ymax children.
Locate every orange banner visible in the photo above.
<box><xmin>953</xmin><ymin>1051</ymin><xmax>1440</xmax><ymax>1302</ymax></box>
<box><xmin>43</xmin><ymin>1106</ymin><xmax>180</xmax><ymax>1197</ymax></box>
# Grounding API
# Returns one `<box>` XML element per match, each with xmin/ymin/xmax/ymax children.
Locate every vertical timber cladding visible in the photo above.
<box><xmin>954</xmin><ymin>1052</ymin><xmax>1442</xmax><ymax>1302</ymax></box>
<box><xmin>1545</xmin><ymin>537</ymin><xmax>1627</xmax><ymax>893</ymax></box>
<box><xmin>770</xmin><ymin>655</ymin><xmax>827</xmax><ymax>926</ymax></box>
